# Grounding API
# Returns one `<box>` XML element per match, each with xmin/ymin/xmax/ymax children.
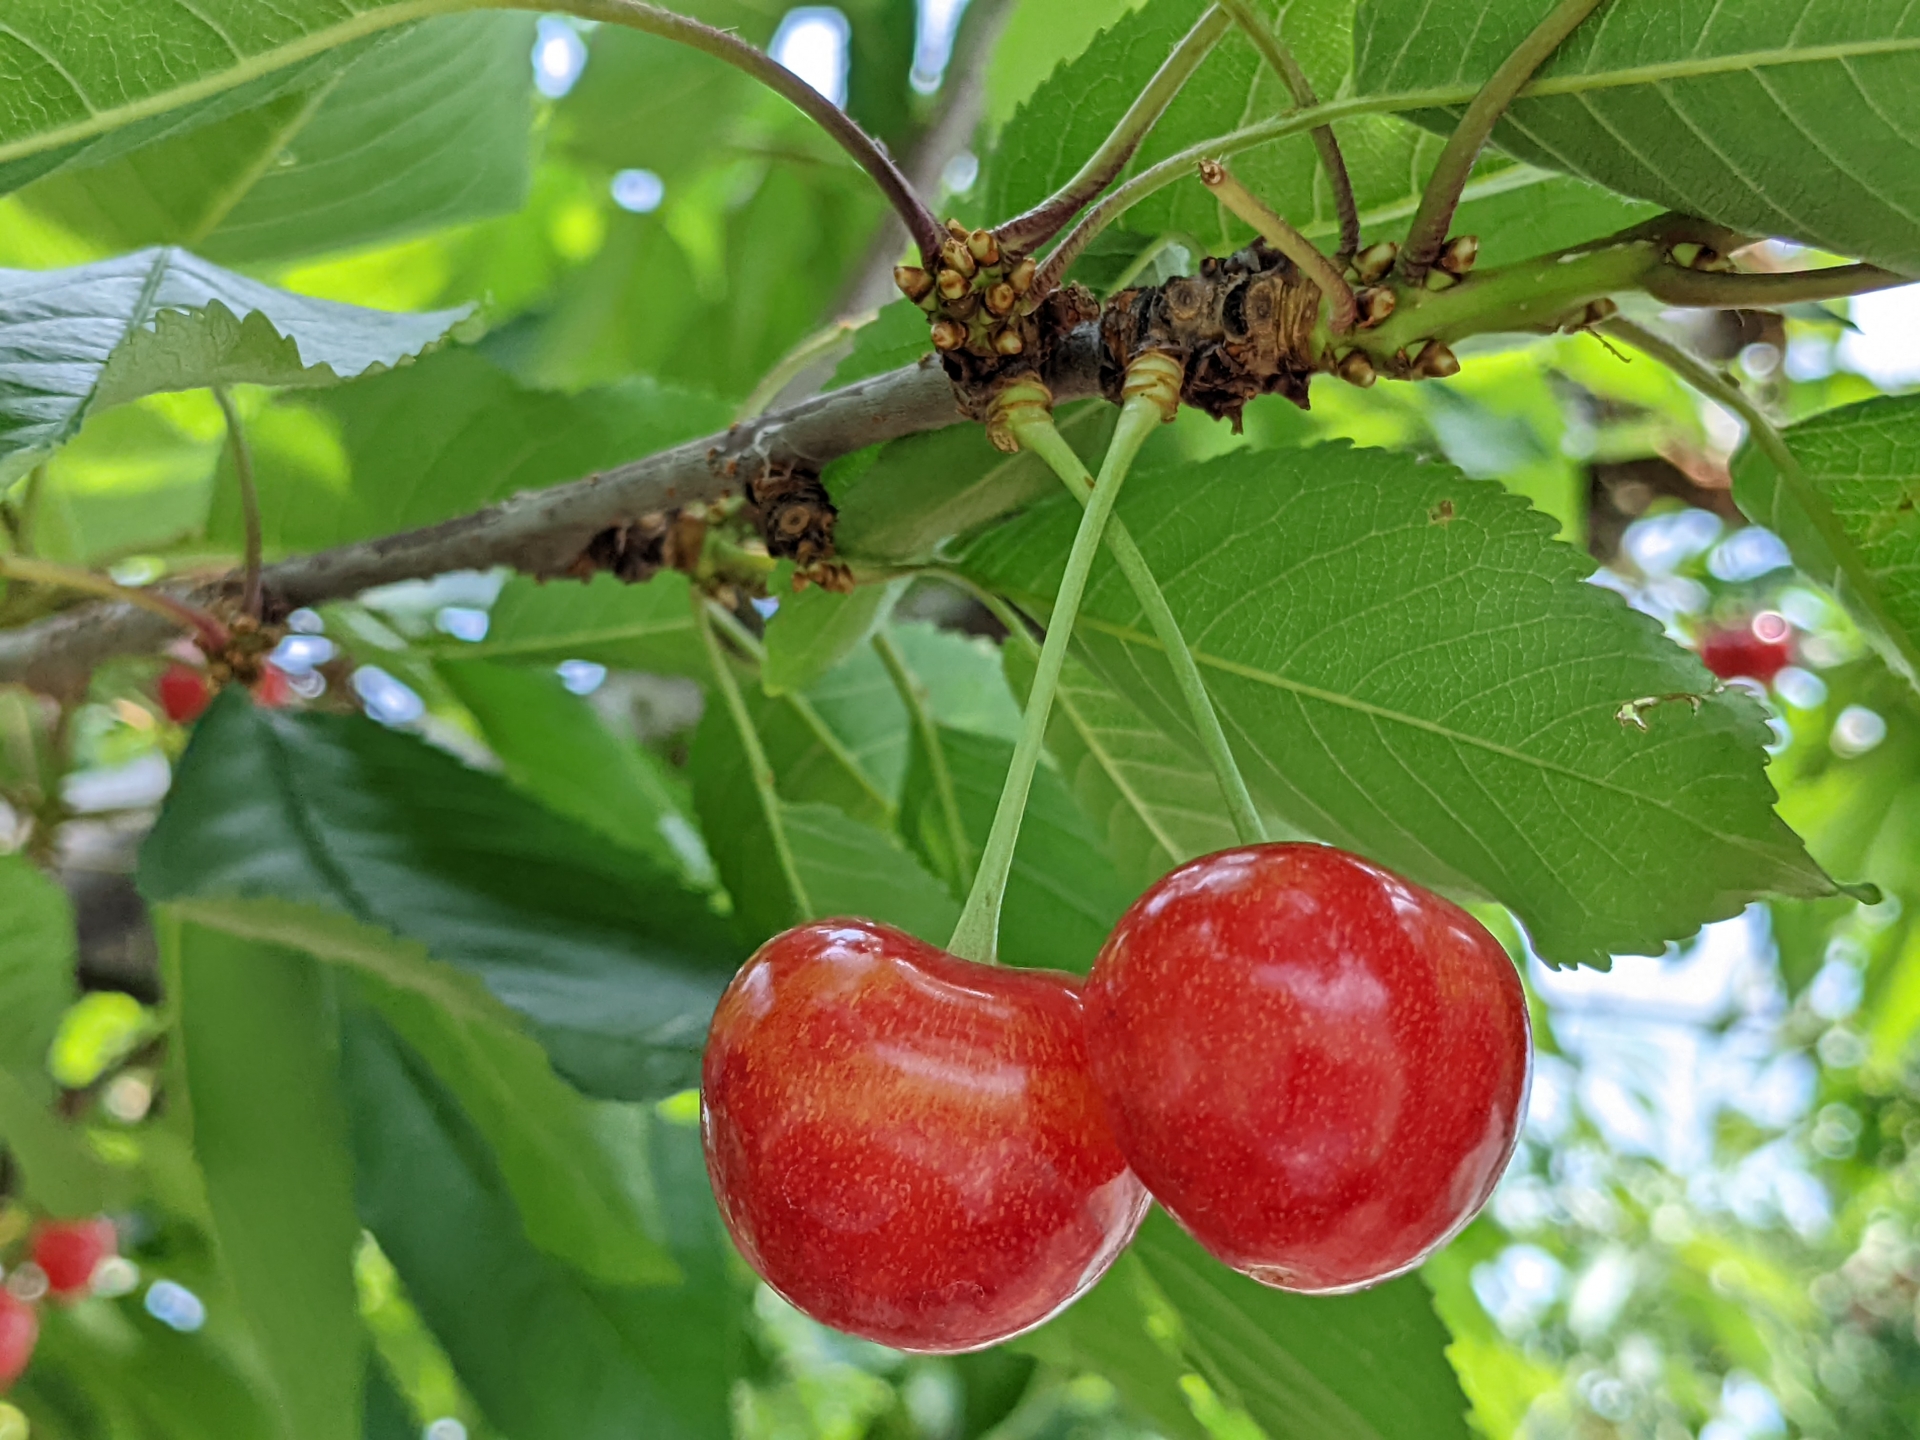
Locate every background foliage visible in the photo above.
<box><xmin>2</xmin><ymin>2</ymin><xmax>1920</xmax><ymax>1438</ymax></box>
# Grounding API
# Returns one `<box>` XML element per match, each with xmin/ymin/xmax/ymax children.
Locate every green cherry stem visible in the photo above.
<box><xmin>873</xmin><ymin>629</ymin><xmax>975</xmax><ymax>893</ymax></box>
<box><xmin>693</xmin><ymin>591</ymin><xmax>814</xmax><ymax>921</ymax></box>
<box><xmin>946</xmin><ymin>385</ymin><xmax>1142</xmax><ymax>965</ymax></box>
<box><xmin>0</xmin><ymin>554</ymin><xmax>230</xmax><ymax>654</ymax></box>
<box><xmin>1011</xmin><ymin>374</ymin><xmax>1266</xmax><ymax>849</ymax></box>
<box><xmin>212</xmin><ymin>384</ymin><xmax>264</xmax><ymax>620</ymax></box>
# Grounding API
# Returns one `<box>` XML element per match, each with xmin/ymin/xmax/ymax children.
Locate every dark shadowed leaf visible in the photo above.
<box><xmin>140</xmin><ymin>694</ymin><xmax>742</xmax><ymax>1101</ymax></box>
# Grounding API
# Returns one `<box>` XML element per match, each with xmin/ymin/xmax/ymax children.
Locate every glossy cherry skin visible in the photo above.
<box><xmin>1085</xmin><ymin>844</ymin><xmax>1531</xmax><ymax>1293</ymax></box>
<box><xmin>0</xmin><ymin>1292</ymin><xmax>35</xmax><ymax>1391</ymax></box>
<box><xmin>157</xmin><ymin>664</ymin><xmax>211</xmax><ymax>723</ymax></box>
<box><xmin>32</xmin><ymin>1217</ymin><xmax>116</xmax><ymax>1298</ymax></box>
<box><xmin>701</xmin><ymin>919</ymin><xmax>1148</xmax><ymax>1352</ymax></box>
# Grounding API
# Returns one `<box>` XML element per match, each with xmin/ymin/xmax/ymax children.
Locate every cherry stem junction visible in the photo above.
<box><xmin>1217</xmin><ymin>0</ymin><xmax>1360</xmax><ymax>259</ymax></box>
<box><xmin>948</xmin><ymin>384</ymin><xmax>1143</xmax><ymax>964</ymax></box>
<box><xmin>0</xmin><ymin>555</ymin><xmax>230</xmax><ymax>654</ymax></box>
<box><xmin>1012</xmin><ymin>378</ymin><xmax>1267</xmax><ymax>850</ymax></box>
<box><xmin>693</xmin><ymin>593</ymin><xmax>816</xmax><ymax>920</ymax></box>
<box><xmin>1199</xmin><ymin>159</ymin><xmax>1356</xmax><ymax>333</ymax></box>
<box><xmin>1397</xmin><ymin>0</ymin><xmax>1609</xmax><ymax>283</ymax></box>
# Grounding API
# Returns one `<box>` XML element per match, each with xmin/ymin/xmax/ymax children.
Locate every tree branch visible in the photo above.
<box><xmin>0</xmin><ymin>339</ymin><xmax>1108</xmax><ymax>691</ymax></box>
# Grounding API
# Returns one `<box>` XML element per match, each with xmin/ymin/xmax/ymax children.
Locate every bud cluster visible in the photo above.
<box><xmin>895</xmin><ymin>219</ymin><xmax>1039</xmax><ymax>359</ymax></box>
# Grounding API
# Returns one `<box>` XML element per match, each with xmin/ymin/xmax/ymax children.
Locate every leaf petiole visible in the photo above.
<box><xmin>0</xmin><ymin>555</ymin><xmax>230</xmax><ymax>654</ymax></box>
<box><xmin>692</xmin><ymin>594</ymin><xmax>814</xmax><ymax>922</ymax></box>
<box><xmin>213</xmin><ymin>385</ymin><xmax>264</xmax><ymax>621</ymax></box>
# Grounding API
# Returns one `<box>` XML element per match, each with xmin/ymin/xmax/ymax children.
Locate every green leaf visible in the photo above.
<box><xmin>761</xmin><ymin>581</ymin><xmax>898</xmax><ymax>696</ymax></box>
<box><xmin>436</xmin><ymin>658</ymin><xmax>715</xmax><ymax>887</ymax></box>
<box><xmin>206</xmin><ymin>348</ymin><xmax>732</xmax><ymax>554</ymax></box>
<box><xmin>163</xmin><ymin>917</ymin><xmax>364</xmax><ymax>1440</ymax></box>
<box><xmin>1354</xmin><ymin>0</ymin><xmax>1920</xmax><ymax>273</ymax></box>
<box><xmin>965</xmin><ymin>444</ymin><xmax>1834</xmax><ymax>966</ymax></box>
<box><xmin>341</xmin><ymin>1007</ymin><xmax>741</xmax><ymax>1440</ymax></box>
<box><xmin>0</xmin><ymin>0</ymin><xmax>439</xmax><ymax>177</ymax></box>
<box><xmin>139</xmin><ymin>693</ymin><xmax>742</xmax><ymax>1101</ymax></box>
<box><xmin>456</xmin><ymin>571</ymin><xmax>710</xmax><ymax>677</ymax></box>
<box><xmin>980</xmin><ymin>0</ymin><xmax>1650</xmax><ymax>270</ymax></box>
<box><xmin>1733</xmin><ymin>393</ymin><xmax>1920</xmax><ymax>687</ymax></box>
<box><xmin>0</xmin><ymin>247</ymin><xmax>466</xmax><ymax>482</ymax></box>
<box><xmin>0</xmin><ymin>855</ymin><xmax>108</xmax><ymax>1214</ymax></box>
<box><xmin>900</xmin><ymin>724</ymin><xmax>1135</xmax><ymax>974</ymax></box>
<box><xmin>1008</xmin><ymin>647</ymin><xmax>1241</xmax><ymax>893</ymax></box>
<box><xmin>827</xmin><ymin>300</ymin><xmax>936</xmax><ymax>389</ymax></box>
<box><xmin>22</xmin><ymin>15</ymin><xmax>537</xmax><ymax>265</ymax></box>
<box><xmin>1131</xmin><ymin>1209</ymin><xmax>1471</xmax><ymax>1440</ymax></box>
<box><xmin>689</xmin><ymin>682</ymin><xmax>961</xmax><ymax>944</ymax></box>
<box><xmin>162</xmin><ymin>895</ymin><xmax>680</xmax><ymax>1289</ymax></box>
<box><xmin>832</xmin><ymin>399</ymin><xmax>1116</xmax><ymax>565</ymax></box>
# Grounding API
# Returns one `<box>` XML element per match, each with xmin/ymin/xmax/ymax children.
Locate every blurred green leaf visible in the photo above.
<box><xmin>341</xmin><ymin>1007</ymin><xmax>741</xmax><ymax>1440</ymax></box>
<box><xmin>1354</xmin><ymin>0</ymin><xmax>1920</xmax><ymax>273</ymax></box>
<box><xmin>965</xmin><ymin>444</ymin><xmax>1835</xmax><ymax>967</ymax></box>
<box><xmin>23</xmin><ymin>15</ymin><xmax>537</xmax><ymax>265</ymax></box>
<box><xmin>458</xmin><ymin>571</ymin><xmax>710</xmax><ymax>677</ymax></box>
<box><xmin>761</xmin><ymin>581</ymin><xmax>898</xmax><ymax>696</ymax></box>
<box><xmin>437</xmin><ymin>658</ymin><xmax>714</xmax><ymax>887</ymax></box>
<box><xmin>206</xmin><ymin>348</ymin><xmax>731</xmax><ymax>554</ymax></box>
<box><xmin>164</xmin><ymin>917</ymin><xmax>364</xmax><ymax>1440</ymax></box>
<box><xmin>0</xmin><ymin>248</ymin><xmax>466</xmax><ymax>482</ymax></box>
<box><xmin>900</xmin><ymin>723</ymin><xmax>1134</xmax><ymax>973</ymax></box>
<box><xmin>164</xmin><ymin>896</ymin><xmax>681</xmax><ymax>1289</ymax></box>
<box><xmin>140</xmin><ymin>693</ymin><xmax>742</xmax><ymax>1101</ymax></box>
<box><xmin>1734</xmin><ymin>392</ymin><xmax>1920</xmax><ymax>690</ymax></box>
<box><xmin>827</xmin><ymin>300</ymin><xmax>936</xmax><ymax>389</ymax></box>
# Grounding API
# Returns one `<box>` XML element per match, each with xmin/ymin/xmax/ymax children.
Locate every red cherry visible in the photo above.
<box><xmin>32</xmin><ymin>1217</ymin><xmax>116</xmax><ymax>1298</ymax></box>
<box><xmin>0</xmin><ymin>1292</ymin><xmax>35</xmax><ymax>1391</ymax></box>
<box><xmin>1698</xmin><ymin>615</ymin><xmax>1792</xmax><ymax>685</ymax></box>
<box><xmin>701</xmin><ymin>919</ymin><xmax>1147</xmax><ymax>1352</ymax></box>
<box><xmin>251</xmin><ymin>663</ymin><xmax>294</xmax><ymax>708</ymax></box>
<box><xmin>156</xmin><ymin>664</ymin><xmax>211</xmax><ymax>723</ymax></box>
<box><xmin>1084</xmin><ymin>844</ymin><xmax>1531</xmax><ymax>1293</ymax></box>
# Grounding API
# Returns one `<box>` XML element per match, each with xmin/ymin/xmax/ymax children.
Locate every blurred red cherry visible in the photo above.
<box><xmin>32</xmin><ymin>1217</ymin><xmax>116</xmax><ymax>1299</ymax></box>
<box><xmin>251</xmin><ymin>662</ymin><xmax>293</xmax><ymax>708</ymax></box>
<box><xmin>0</xmin><ymin>1292</ymin><xmax>35</xmax><ymax>1390</ymax></box>
<box><xmin>1085</xmin><ymin>843</ymin><xmax>1531</xmax><ymax>1293</ymax></box>
<box><xmin>156</xmin><ymin>664</ymin><xmax>211</xmax><ymax>723</ymax></box>
<box><xmin>701</xmin><ymin>919</ymin><xmax>1147</xmax><ymax>1352</ymax></box>
<box><xmin>1699</xmin><ymin>612</ymin><xmax>1792</xmax><ymax>685</ymax></box>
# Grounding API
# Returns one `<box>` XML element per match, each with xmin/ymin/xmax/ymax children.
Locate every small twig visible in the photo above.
<box><xmin>1643</xmin><ymin>262</ymin><xmax>1908</xmax><ymax>308</ymax></box>
<box><xmin>1398</xmin><ymin>0</ymin><xmax>1609</xmax><ymax>283</ymax></box>
<box><xmin>1218</xmin><ymin>0</ymin><xmax>1359</xmax><ymax>259</ymax></box>
<box><xmin>1600</xmin><ymin>316</ymin><xmax>1920</xmax><ymax>687</ymax></box>
<box><xmin>1198</xmin><ymin>159</ymin><xmax>1356</xmax><ymax>332</ymax></box>
<box><xmin>0</xmin><ymin>555</ymin><xmax>229</xmax><ymax>653</ymax></box>
<box><xmin>693</xmin><ymin>592</ymin><xmax>814</xmax><ymax>920</ymax></box>
<box><xmin>563</xmin><ymin>0</ymin><xmax>944</xmax><ymax>263</ymax></box>
<box><xmin>995</xmin><ymin>5</ymin><xmax>1232</xmax><ymax>256</ymax></box>
<box><xmin>873</xmin><ymin>630</ymin><xmax>974</xmax><ymax>892</ymax></box>
<box><xmin>212</xmin><ymin>385</ymin><xmax>263</xmax><ymax>621</ymax></box>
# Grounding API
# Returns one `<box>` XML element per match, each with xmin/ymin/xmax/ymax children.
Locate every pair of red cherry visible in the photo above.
<box><xmin>0</xmin><ymin>1218</ymin><xmax>118</xmax><ymax>1390</ymax></box>
<box><xmin>702</xmin><ymin>843</ymin><xmax>1532</xmax><ymax>1352</ymax></box>
<box><xmin>157</xmin><ymin>661</ymin><xmax>293</xmax><ymax>724</ymax></box>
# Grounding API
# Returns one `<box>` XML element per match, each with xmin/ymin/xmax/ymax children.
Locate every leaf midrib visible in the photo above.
<box><xmin>1023</xmin><ymin>600</ymin><xmax>1804</xmax><ymax>877</ymax></box>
